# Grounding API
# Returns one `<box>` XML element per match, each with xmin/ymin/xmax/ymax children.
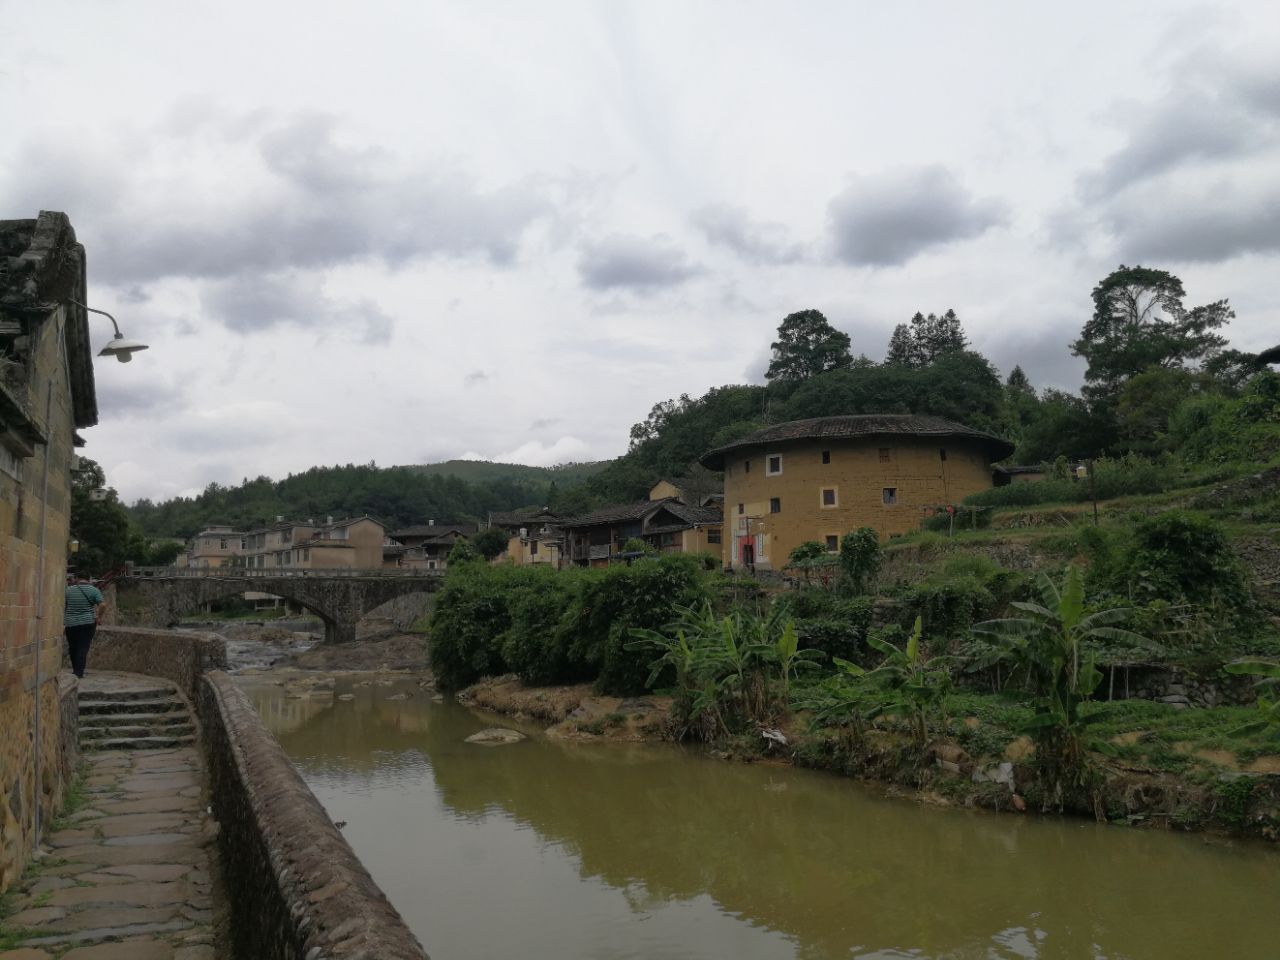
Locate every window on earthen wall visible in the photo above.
<box><xmin>882</xmin><ymin>487</ymin><xmax>897</xmax><ymax>505</ymax></box>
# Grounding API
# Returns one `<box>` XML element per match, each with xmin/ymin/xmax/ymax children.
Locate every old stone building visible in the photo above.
<box><xmin>0</xmin><ymin>212</ymin><xmax>98</xmax><ymax>890</ymax></box>
<box><xmin>700</xmin><ymin>415</ymin><xmax>1014</xmax><ymax>571</ymax></box>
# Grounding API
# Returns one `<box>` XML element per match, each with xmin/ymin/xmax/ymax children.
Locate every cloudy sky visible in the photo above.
<box><xmin>4</xmin><ymin>1</ymin><xmax>1279</xmax><ymax>503</ymax></box>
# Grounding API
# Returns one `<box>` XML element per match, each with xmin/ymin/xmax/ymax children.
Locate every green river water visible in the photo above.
<box><xmin>241</xmin><ymin>676</ymin><xmax>1279</xmax><ymax>960</ymax></box>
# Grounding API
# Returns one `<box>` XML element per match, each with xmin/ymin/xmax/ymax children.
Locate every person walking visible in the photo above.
<box><xmin>64</xmin><ymin>573</ymin><xmax>104</xmax><ymax>679</ymax></box>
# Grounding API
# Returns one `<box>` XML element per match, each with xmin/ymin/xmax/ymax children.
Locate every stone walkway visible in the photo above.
<box><xmin>1</xmin><ymin>674</ymin><xmax>221</xmax><ymax>960</ymax></box>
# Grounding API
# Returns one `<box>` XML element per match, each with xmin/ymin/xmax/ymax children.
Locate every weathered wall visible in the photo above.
<box><xmin>91</xmin><ymin>625</ymin><xmax>226</xmax><ymax>706</ymax></box>
<box><xmin>0</xmin><ymin>212</ymin><xmax>95</xmax><ymax>892</ymax></box>
<box><xmin>721</xmin><ymin>437</ymin><xmax>996</xmax><ymax>569</ymax></box>
<box><xmin>197</xmin><ymin>671</ymin><xmax>429</xmax><ymax>960</ymax></box>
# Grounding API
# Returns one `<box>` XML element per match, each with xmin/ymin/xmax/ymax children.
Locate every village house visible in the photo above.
<box><xmin>176</xmin><ymin>524</ymin><xmax>248</xmax><ymax>568</ymax></box>
<box><xmin>239</xmin><ymin>516</ymin><xmax>386</xmax><ymax>570</ymax></box>
<box><xmin>487</xmin><ymin>506</ymin><xmax>564</xmax><ymax>567</ymax></box>
<box><xmin>0</xmin><ymin>212</ymin><xmax>98</xmax><ymax>889</ymax></box>
<box><xmin>384</xmin><ymin>522</ymin><xmax>477</xmax><ymax>571</ymax></box>
<box><xmin>699</xmin><ymin>414</ymin><xmax>1014</xmax><ymax>571</ymax></box>
<box><xmin>559</xmin><ymin>482</ymin><xmax>722</xmax><ymax>567</ymax></box>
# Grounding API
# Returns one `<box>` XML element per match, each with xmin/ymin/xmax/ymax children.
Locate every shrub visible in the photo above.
<box><xmin>429</xmin><ymin>563</ymin><xmax>515</xmax><ymax>688</ymax></box>
<box><xmin>839</xmin><ymin>527</ymin><xmax>881</xmax><ymax>594</ymax></box>
<box><xmin>562</xmin><ymin>554</ymin><xmax>715</xmax><ymax>695</ymax></box>
<box><xmin>777</xmin><ymin>589</ymin><xmax>875</xmax><ymax>663</ymax></box>
<box><xmin>963</xmin><ymin>455</ymin><xmax>1175</xmax><ymax>509</ymax></box>
<box><xmin>499</xmin><ymin>568</ymin><xmax>582</xmax><ymax>685</ymax></box>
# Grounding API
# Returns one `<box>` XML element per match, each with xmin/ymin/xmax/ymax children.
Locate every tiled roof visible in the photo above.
<box><xmin>699</xmin><ymin>415</ymin><xmax>1014</xmax><ymax>469</ymax></box>
<box><xmin>661</xmin><ymin>502</ymin><xmax>721</xmax><ymax>525</ymax></box>
<box><xmin>489</xmin><ymin>507</ymin><xmax>559</xmax><ymax>526</ymax></box>
<box><xmin>558</xmin><ymin>500</ymin><xmax>666</xmax><ymax>528</ymax></box>
<box><xmin>994</xmin><ymin>464</ymin><xmax>1047</xmax><ymax>475</ymax></box>
<box><xmin>390</xmin><ymin>524</ymin><xmax>477</xmax><ymax>538</ymax></box>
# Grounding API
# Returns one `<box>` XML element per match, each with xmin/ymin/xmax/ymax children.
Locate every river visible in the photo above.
<box><xmin>239</xmin><ymin>675</ymin><xmax>1279</xmax><ymax>959</ymax></box>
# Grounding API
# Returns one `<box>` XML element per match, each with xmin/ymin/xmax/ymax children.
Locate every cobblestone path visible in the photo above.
<box><xmin>1</xmin><ymin>674</ymin><xmax>222</xmax><ymax>960</ymax></box>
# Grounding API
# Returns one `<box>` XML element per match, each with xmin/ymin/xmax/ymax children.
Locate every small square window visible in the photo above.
<box><xmin>822</xmin><ymin>488</ymin><xmax>837</xmax><ymax>507</ymax></box>
<box><xmin>766</xmin><ymin>455</ymin><xmax>783</xmax><ymax>476</ymax></box>
<box><xmin>769</xmin><ymin>497</ymin><xmax>781</xmax><ymax>514</ymax></box>
<box><xmin>879</xmin><ymin>448</ymin><xmax>891</xmax><ymax>463</ymax></box>
<box><xmin>821</xmin><ymin>450</ymin><xmax>831</xmax><ymax>464</ymax></box>
<box><xmin>882</xmin><ymin>487</ymin><xmax>898</xmax><ymax>505</ymax></box>
<box><xmin>737</xmin><ymin>502</ymin><xmax>744</xmax><ymax>515</ymax></box>
<box><xmin>744</xmin><ymin>460</ymin><xmax>751</xmax><ymax>473</ymax></box>
<box><xmin>825</xmin><ymin>535</ymin><xmax>839</xmax><ymax>552</ymax></box>
<box><xmin>707</xmin><ymin>528</ymin><xmax>722</xmax><ymax>544</ymax></box>
<box><xmin>940</xmin><ymin>448</ymin><xmax>948</xmax><ymax>461</ymax></box>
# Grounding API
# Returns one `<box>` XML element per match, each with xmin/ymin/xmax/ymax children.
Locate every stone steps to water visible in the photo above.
<box><xmin>8</xmin><ymin>673</ymin><xmax>220</xmax><ymax>957</ymax></box>
<box><xmin>78</xmin><ymin>674</ymin><xmax>196</xmax><ymax>753</ymax></box>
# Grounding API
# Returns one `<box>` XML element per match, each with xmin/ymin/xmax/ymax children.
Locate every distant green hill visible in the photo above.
<box><xmin>128</xmin><ymin>459</ymin><xmax>608</xmax><ymax>540</ymax></box>
<box><xmin>403</xmin><ymin>459</ymin><xmax>608</xmax><ymax>486</ymax></box>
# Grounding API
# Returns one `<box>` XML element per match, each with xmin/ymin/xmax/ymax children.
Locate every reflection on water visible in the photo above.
<box><xmin>240</xmin><ymin>677</ymin><xmax>1280</xmax><ymax>960</ymax></box>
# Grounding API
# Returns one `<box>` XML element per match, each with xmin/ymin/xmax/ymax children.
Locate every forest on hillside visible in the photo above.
<box><xmin>91</xmin><ymin>263</ymin><xmax>1278</xmax><ymax>573</ymax></box>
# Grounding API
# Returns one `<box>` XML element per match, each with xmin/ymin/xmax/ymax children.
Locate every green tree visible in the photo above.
<box><xmin>765</xmin><ymin>309</ymin><xmax>853</xmax><ymax>384</ymax></box>
<box><xmin>839</xmin><ymin>527</ymin><xmax>881</xmax><ymax>595</ymax></box>
<box><xmin>471</xmin><ymin>526</ymin><xmax>510</xmax><ymax>560</ymax></box>
<box><xmin>70</xmin><ymin>458</ymin><xmax>133</xmax><ymax>576</ymax></box>
<box><xmin>885</xmin><ymin>310</ymin><xmax>968</xmax><ymax>368</ymax></box>
<box><xmin>1072</xmin><ymin>265</ymin><xmax>1231</xmax><ymax>402</ymax></box>
<box><xmin>1114</xmin><ymin>367</ymin><xmax>1206</xmax><ymax>453</ymax></box>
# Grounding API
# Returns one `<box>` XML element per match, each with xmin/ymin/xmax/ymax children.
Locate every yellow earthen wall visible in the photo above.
<box><xmin>0</xmin><ymin>305</ymin><xmax>76</xmax><ymax>890</ymax></box>
<box><xmin>719</xmin><ymin>437</ymin><xmax>995</xmax><ymax>570</ymax></box>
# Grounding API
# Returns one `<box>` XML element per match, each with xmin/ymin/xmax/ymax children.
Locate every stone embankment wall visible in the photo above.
<box><xmin>91</xmin><ymin>625</ymin><xmax>227</xmax><ymax>705</ymax></box>
<box><xmin>198</xmin><ymin>671</ymin><xmax>429</xmax><ymax>960</ymax></box>
<box><xmin>90</xmin><ymin>625</ymin><xmax>428</xmax><ymax>959</ymax></box>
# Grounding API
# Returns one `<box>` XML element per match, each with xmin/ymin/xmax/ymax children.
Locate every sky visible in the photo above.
<box><xmin>3</xmin><ymin>1</ymin><xmax>1279</xmax><ymax>503</ymax></box>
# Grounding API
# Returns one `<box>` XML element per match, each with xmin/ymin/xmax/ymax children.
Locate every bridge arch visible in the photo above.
<box><xmin>112</xmin><ymin>571</ymin><xmax>443</xmax><ymax>645</ymax></box>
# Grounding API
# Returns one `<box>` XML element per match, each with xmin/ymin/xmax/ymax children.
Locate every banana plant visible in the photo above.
<box><xmin>1224</xmin><ymin>659</ymin><xmax>1280</xmax><ymax>741</ymax></box>
<box><xmin>863</xmin><ymin>616</ymin><xmax>951</xmax><ymax>749</ymax></box>
<box><xmin>972</xmin><ymin>564</ymin><xmax>1150</xmax><ymax>798</ymax></box>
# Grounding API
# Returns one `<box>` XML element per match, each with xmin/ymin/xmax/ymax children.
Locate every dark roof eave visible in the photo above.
<box><xmin>699</xmin><ymin>414</ymin><xmax>1015</xmax><ymax>468</ymax></box>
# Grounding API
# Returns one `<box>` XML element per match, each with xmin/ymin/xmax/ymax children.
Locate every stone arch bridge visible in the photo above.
<box><xmin>111</xmin><ymin>568</ymin><xmax>444</xmax><ymax>644</ymax></box>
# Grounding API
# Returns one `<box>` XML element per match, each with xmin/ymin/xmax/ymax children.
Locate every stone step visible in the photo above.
<box><xmin>83</xmin><ymin>734</ymin><xmax>196</xmax><ymax>751</ymax></box>
<box><xmin>78</xmin><ymin>696</ymin><xmax>187</xmax><ymax>716</ymax></box>
<box><xmin>79</xmin><ymin>709</ymin><xmax>192</xmax><ymax>727</ymax></box>
<box><xmin>81</xmin><ymin>723</ymin><xmax>195</xmax><ymax>742</ymax></box>
<box><xmin>78</xmin><ymin>683</ymin><xmax>177</xmax><ymax>703</ymax></box>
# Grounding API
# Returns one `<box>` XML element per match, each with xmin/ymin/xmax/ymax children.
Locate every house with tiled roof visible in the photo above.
<box><xmin>558</xmin><ymin>482</ymin><xmax>722</xmax><ymax>567</ymax></box>
<box><xmin>384</xmin><ymin>522</ymin><xmax>477</xmax><ymax>571</ymax></box>
<box><xmin>699</xmin><ymin>414</ymin><xmax>1014</xmax><ymax>571</ymax></box>
<box><xmin>486</xmin><ymin>507</ymin><xmax>563</xmax><ymax>567</ymax></box>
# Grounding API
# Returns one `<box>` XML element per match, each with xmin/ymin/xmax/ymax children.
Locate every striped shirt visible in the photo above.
<box><xmin>64</xmin><ymin>583</ymin><xmax>103</xmax><ymax>627</ymax></box>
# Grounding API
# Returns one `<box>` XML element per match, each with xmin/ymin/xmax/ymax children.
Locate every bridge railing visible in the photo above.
<box><xmin>122</xmin><ymin>566</ymin><xmax>445</xmax><ymax>579</ymax></box>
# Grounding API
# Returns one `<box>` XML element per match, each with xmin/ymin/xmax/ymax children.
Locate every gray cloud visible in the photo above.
<box><xmin>1080</xmin><ymin>61</ymin><xmax>1280</xmax><ymax>200</ymax></box>
<box><xmin>201</xmin><ymin>273</ymin><xmax>393</xmax><ymax>343</ymax></box>
<box><xmin>463</xmin><ymin>369</ymin><xmax>489</xmax><ymax>386</ymax></box>
<box><xmin>577</xmin><ymin>234</ymin><xmax>701</xmax><ymax>292</ymax></box>
<box><xmin>827</xmin><ymin>167</ymin><xmax>1008</xmax><ymax>267</ymax></box>
<box><xmin>529</xmin><ymin>417</ymin><xmax>561</xmax><ymax>430</ymax></box>
<box><xmin>691</xmin><ymin>204</ymin><xmax>806</xmax><ymax>264</ymax></box>
<box><xmin>92</xmin><ymin>378</ymin><xmax>187</xmax><ymax>418</ymax></box>
<box><xmin>2</xmin><ymin>111</ymin><xmax>557</xmax><ymax>287</ymax></box>
<box><xmin>1104</xmin><ymin>184</ymin><xmax>1280</xmax><ymax>262</ymax></box>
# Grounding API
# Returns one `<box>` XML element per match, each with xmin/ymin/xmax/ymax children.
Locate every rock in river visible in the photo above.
<box><xmin>465</xmin><ymin>728</ymin><xmax>527</xmax><ymax>746</ymax></box>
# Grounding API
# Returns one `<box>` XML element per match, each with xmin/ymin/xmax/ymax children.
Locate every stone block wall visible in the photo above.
<box><xmin>197</xmin><ymin>671</ymin><xmax>428</xmax><ymax>960</ymax></box>
<box><xmin>91</xmin><ymin>625</ymin><xmax>227</xmax><ymax>706</ymax></box>
<box><xmin>0</xmin><ymin>214</ymin><xmax>93</xmax><ymax>892</ymax></box>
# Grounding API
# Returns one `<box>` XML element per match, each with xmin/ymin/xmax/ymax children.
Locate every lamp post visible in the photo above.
<box><xmin>70</xmin><ymin>300</ymin><xmax>149</xmax><ymax>362</ymax></box>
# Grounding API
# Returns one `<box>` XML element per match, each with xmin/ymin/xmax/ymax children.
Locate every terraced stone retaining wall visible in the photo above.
<box><xmin>197</xmin><ymin>670</ymin><xmax>429</xmax><ymax>960</ymax></box>
<box><xmin>90</xmin><ymin>625</ymin><xmax>227</xmax><ymax>705</ymax></box>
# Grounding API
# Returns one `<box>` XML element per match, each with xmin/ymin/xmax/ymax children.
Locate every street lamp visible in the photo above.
<box><xmin>70</xmin><ymin>300</ymin><xmax>149</xmax><ymax>363</ymax></box>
